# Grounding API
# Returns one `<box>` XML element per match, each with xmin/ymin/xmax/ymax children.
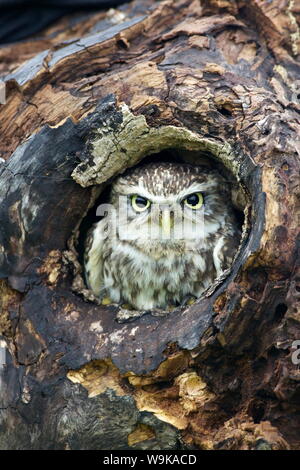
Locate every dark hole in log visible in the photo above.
<box><xmin>267</xmin><ymin>345</ymin><xmax>289</xmax><ymax>358</ymax></box>
<box><xmin>252</xmin><ymin>357</ymin><xmax>267</xmax><ymax>373</ymax></box>
<box><xmin>256</xmin><ymin>389</ymin><xmax>277</xmax><ymax>401</ymax></box>
<box><xmin>262</xmin><ymin>128</ymin><xmax>271</xmax><ymax>136</ymax></box>
<box><xmin>142</xmin><ymin>381</ymin><xmax>173</xmax><ymax>392</ymax></box>
<box><xmin>248</xmin><ymin>400</ymin><xmax>266</xmax><ymax>424</ymax></box>
<box><xmin>116</xmin><ymin>39</ymin><xmax>128</xmax><ymax>49</ymax></box>
<box><xmin>233</xmin><ymin>206</ymin><xmax>244</xmax><ymax>228</ymax></box>
<box><xmin>274</xmin><ymin>303</ymin><xmax>288</xmax><ymax>322</ymax></box>
<box><xmin>217</xmin><ymin>106</ymin><xmax>233</xmax><ymax>118</ymax></box>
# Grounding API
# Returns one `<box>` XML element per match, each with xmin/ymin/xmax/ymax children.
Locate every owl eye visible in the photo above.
<box><xmin>131</xmin><ymin>195</ymin><xmax>151</xmax><ymax>212</ymax></box>
<box><xmin>183</xmin><ymin>192</ymin><xmax>203</xmax><ymax>209</ymax></box>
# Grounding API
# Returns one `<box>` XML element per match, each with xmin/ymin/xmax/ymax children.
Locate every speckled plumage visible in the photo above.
<box><xmin>84</xmin><ymin>162</ymin><xmax>240</xmax><ymax>310</ymax></box>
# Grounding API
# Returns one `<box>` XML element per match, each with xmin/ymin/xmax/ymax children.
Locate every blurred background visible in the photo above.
<box><xmin>0</xmin><ymin>0</ymin><xmax>132</xmax><ymax>44</ymax></box>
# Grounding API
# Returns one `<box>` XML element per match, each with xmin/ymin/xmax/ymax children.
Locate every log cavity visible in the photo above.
<box><xmin>68</xmin><ymin>106</ymin><xmax>251</xmax><ymax>317</ymax></box>
<box><xmin>77</xmin><ymin>148</ymin><xmax>246</xmax><ymax>272</ymax></box>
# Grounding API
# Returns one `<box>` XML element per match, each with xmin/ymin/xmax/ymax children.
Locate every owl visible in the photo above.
<box><xmin>84</xmin><ymin>162</ymin><xmax>240</xmax><ymax>311</ymax></box>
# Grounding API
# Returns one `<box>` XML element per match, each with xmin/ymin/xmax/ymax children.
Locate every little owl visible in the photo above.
<box><xmin>84</xmin><ymin>162</ymin><xmax>240</xmax><ymax>311</ymax></box>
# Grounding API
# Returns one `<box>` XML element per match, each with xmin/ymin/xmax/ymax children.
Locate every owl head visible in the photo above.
<box><xmin>105</xmin><ymin>161</ymin><xmax>232</xmax><ymax>250</ymax></box>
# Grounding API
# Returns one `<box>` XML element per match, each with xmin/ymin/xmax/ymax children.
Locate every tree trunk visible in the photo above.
<box><xmin>0</xmin><ymin>0</ymin><xmax>299</xmax><ymax>450</ymax></box>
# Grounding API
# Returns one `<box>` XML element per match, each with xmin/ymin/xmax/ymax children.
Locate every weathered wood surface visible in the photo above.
<box><xmin>0</xmin><ymin>0</ymin><xmax>299</xmax><ymax>450</ymax></box>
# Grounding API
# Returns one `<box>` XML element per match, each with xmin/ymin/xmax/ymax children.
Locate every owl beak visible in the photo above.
<box><xmin>159</xmin><ymin>209</ymin><xmax>174</xmax><ymax>237</ymax></box>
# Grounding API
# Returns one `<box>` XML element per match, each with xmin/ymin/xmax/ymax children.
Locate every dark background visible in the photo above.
<box><xmin>0</xmin><ymin>0</ymin><xmax>131</xmax><ymax>44</ymax></box>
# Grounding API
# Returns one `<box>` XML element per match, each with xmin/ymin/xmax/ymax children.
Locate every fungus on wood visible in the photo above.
<box><xmin>0</xmin><ymin>0</ymin><xmax>299</xmax><ymax>450</ymax></box>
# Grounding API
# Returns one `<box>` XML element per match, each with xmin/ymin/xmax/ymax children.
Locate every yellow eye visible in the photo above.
<box><xmin>131</xmin><ymin>195</ymin><xmax>151</xmax><ymax>212</ymax></box>
<box><xmin>183</xmin><ymin>192</ymin><xmax>203</xmax><ymax>209</ymax></box>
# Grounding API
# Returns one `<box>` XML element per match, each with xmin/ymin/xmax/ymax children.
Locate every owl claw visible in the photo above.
<box><xmin>180</xmin><ymin>295</ymin><xmax>197</xmax><ymax>306</ymax></box>
<box><xmin>121</xmin><ymin>303</ymin><xmax>133</xmax><ymax>310</ymax></box>
<box><xmin>101</xmin><ymin>296</ymin><xmax>112</xmax><ymax>305</ymax></box>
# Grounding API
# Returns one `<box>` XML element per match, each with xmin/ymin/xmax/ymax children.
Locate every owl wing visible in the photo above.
<box><xmin>84</xmin><ymin>219</ymin><xmax>108</xmax><ymax>296</ymax></box>
<box><xmin>212</xmin><ymin>226</ymin><xmax>241</xmax><ymax>277</ymax></box>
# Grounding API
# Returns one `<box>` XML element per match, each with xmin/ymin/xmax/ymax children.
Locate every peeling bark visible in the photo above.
<box><xmin>0</xmin><ymin>0</ymin><xmax>299</xmax><ymax>450</ymax></box>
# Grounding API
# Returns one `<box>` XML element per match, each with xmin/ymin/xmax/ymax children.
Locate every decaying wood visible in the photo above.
<box><xmin>0</xmin><ymin>0</ymin><xmax>299</xmax><ymax>450</ymax></box>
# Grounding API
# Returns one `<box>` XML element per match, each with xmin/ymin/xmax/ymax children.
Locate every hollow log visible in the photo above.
<box><xmin>0</xmin><ymin>0</ymin><xmax>300</xmax><ymax>450</ymax></box>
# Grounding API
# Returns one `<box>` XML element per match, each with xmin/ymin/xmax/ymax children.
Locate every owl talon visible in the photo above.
<box><xmin>167</xmin><ymin>304</ymin><xmax>177</xmax><ymax>311</ymax></box>
<box><xmin>121</xmin><ymin>303</ymin><xmax>133</xmax><ymax>310</ymax></box>
<box><xmin>101</xmin><ymin>296</ymin><xmax>112</xmax><ymax>305</ymax></box>
<box><xmin>187</xmin><ymin>297</ymin><xmax>196</xmax><ymax>306</ymax></box>
<box><xmin>181</xmin><ymin>295</ymin><xmax>197</xmax><ymax>307</ymax></box>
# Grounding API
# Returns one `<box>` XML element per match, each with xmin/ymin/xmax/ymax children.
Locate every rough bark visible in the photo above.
<box><xmin>0</xmin><ymin>0</ymin><xmax>299</xmax><ymax>450</ymax></box>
